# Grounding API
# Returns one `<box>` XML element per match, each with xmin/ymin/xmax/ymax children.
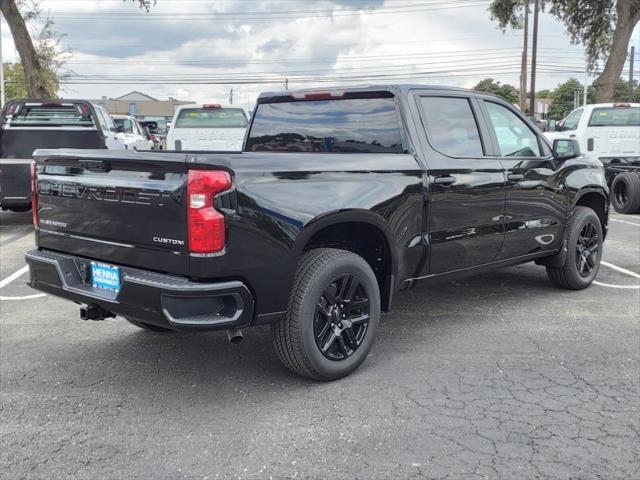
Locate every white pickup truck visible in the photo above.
<box><xmin>545</xmin><ymin>103</ymin><xmax>640</xmax><ymax>214</ymax></box>
<box><xmin>166</xmin><ymin>103</ymin><xmax>248</xmax><ymax>151</ymax></box>
<box><xmin>111</xmin><ymin>115</ymin><xmax>154</xmax><ymax>151</ymax></box>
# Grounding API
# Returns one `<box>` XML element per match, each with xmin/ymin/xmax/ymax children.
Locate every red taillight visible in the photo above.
<box><xmin>187</xmin><ymin>170</ymin><xmax>232</xmax><ymax>254</ymax></box>
<box><xmin>613</xmin><ymin>103</ymin><xmax>630</xmax><ymax>108</ymax></box>
<box><xmin>203</xmin><ymin>103</ymin><xmax>222</xmax><ymax>109</ymax></box>
<box><xmin>31</xmin><ymin>162</ymin><xmax>38</xmax><ymax>226</ymax></box>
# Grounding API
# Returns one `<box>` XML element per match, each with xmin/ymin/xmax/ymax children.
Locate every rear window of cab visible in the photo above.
<box><xmin>588</xmin><ymin>107</ymin><xmax>640</xmax><ymax>127</ymax></box>
<box><xmin>5</xmin><ymin>104</ymin><xmax>95</xmax><ymax>127</ymax></box>
<box><xmin>246</xmin><ymin>97</ymin><xmax>405</xmax><ymax>153</ymax></box>
<box><xmin>175</xmin><ymin>108</ymin><xmax>248</xmax><ymax>128</ymax></box>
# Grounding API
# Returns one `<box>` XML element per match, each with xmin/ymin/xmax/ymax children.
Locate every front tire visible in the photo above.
<box><xmin>272</xmin><ymin>248</ymin><xmax>380</xmax><ymax>381</ymax></box>
<box><xmin>611</xmin><ymin>172</ymin><xmax>640</xmax><ymax>214</ymax></box>
<box><xmin>546</xmin><ymin>206</ymin><xmax>603</xmax><ymax>290</ymax></box>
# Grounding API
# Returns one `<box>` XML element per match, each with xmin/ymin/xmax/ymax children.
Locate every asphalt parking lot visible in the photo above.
<box><xmin>1</xmin><ymin>210</ymin><xmax>638</xmax><ymax>480</ymax></box>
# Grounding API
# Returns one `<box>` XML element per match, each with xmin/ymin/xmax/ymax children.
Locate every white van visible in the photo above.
<box><xmin>544</xmin><ymin>103</ymin><xmax>640</xmax><ymax>162</ymax></box>
<box><xmin>167</xmin><ymin>104</ymin><xmax>248</xmax><ymax>151</ymax></box>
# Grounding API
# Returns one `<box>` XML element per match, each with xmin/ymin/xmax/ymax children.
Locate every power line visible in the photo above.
<box><xmin>62</xmin><ymin>61</ymin><xmax>605</xmax><ymax>83</ymax></box>
<box><xmin>65</xmin><ymin>49</ymin><xmax>594</xmax><ymax>67</ymax></box>
<box><xmin>48</xmin><ymin>1</ymin><xmax>492</xmax><ymax>21</ymax></box>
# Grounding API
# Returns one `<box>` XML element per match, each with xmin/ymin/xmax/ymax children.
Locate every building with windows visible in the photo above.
<box><xmin>91</xmin><ymin>91</ymin><xmax>194</xmax><ymax>130</ymax></box>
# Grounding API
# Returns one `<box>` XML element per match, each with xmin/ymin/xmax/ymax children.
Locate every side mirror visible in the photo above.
<box><xmin>553</xmin><ymin>138</ymin><xmax>581</xmax><ymax>161</ymax></box>
<box><xmin>548</xmin><ymin>119</ymin><xmax>556</xmax><ymax>131</ymax></box>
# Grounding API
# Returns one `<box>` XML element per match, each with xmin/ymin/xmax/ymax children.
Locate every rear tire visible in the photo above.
<box><xmin>611</xmin><ymin>172</ymin><xmax>640</xmax><ymax>214</ymax></box>
<box><xmin>272</xmin><ymin>248</ymin><xmax>380</xmax><ymax>381</ymax></box>
<box><xmin>546</xmin><ymin>206</ymin><xmax>603</xmax><ymax>290</ymax></box>
<box><xmin>125</xmin><ymin>318</ymin><xmax>173</xmax><ymax>332</ymax></box>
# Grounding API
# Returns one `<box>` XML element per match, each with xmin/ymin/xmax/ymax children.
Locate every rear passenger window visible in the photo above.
<box><xmin>419</xmin><ymin>96</ymin><xmax>483</xmax><ymax>157</ymax></box>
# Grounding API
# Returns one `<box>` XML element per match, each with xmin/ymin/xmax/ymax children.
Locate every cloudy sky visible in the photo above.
<box><xmin>1</xmin><ymin>0</ymin><xmax>639</xmax><ymax>109</ymax></box>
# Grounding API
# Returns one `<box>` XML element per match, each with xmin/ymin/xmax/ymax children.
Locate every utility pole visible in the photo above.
<box><xmin>520</xmin><ymin>0</ymin><xmax>529</xmax><ymax>113</ymax></box>
<box><xmin>284</xmin><ymin>78</ymin><xmax>288</xmax><ymax>91</ymax></box>
<box><xmin>0</xmin><ymin>12</ymin><xmax>5</xmax><ymax>109</ymax></box>
<box><xmin>528</xmin><ymin>0</ymin><xmax>539</xmax><ymax>118</ymax></box>
<box><xmin>630</xmin><ymin>45</ymin><xmax>635</xmax><ymax>102</ymax></box>
<box><xmin>583</xmin><ymin>63</ymin><xmax>588</xmax><ymax>107</ymax></box>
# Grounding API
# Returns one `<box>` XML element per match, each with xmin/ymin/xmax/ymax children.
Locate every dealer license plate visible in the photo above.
<box><xmin>91</xmin><ymin>262</ymin><xmax>121</xmax><ymax>293</ymax></box>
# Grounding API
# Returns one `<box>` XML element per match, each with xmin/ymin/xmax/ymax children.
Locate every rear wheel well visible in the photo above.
<box><xmin>575</xmin><ymin>192</ymin><xmax>607</xmax><ymax>238</ymax></box>
<box><xmin>303</xmin><ymin>222</ymin><xmax>393</xmax><ymax>311</ymax></box>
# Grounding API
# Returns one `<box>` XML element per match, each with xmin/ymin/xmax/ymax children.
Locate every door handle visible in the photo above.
<box><xmin>434</xmin><ymin>175</ymin><xmax>456</xmax><ymax>186</ymax></box>
<box><xmin>507</xmin><ymin>173</ymin><xmax>525</xmax><ymax>182</ymax></box>
<box><xmin>569</xmin><ymin>134</ymin><xmax>576</xmax><ymax>138</ymax></box>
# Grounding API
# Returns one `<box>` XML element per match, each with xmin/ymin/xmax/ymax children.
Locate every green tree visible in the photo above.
<box><xmin>613</xmin><ymin>78</ymin><xmax>640</xmax><ymax>102</ymax></box>
<box><xmin>473</xmin><ymin>78</ymin><xmax>520</xmax><ymax>104</ymax></box>
<box><xmin>548</xmin><ymin>78</ymin><xmax>588</xmax><ymax>119</ymax></box>
<box><xmin>2</xmin><ymin>62</ymin><xmax>28</xmax><ymax>99</ymax></box>
<box><xmin>0</xmin><ymin>0</ymin><xmax>155</xmax><ymax>97</ymax></box>
<box><xmin>536</xmin><ymin>89</ymin><xmax>551</xmax><ymax>99</ymax></box>
<box><xmin>488</xmin><ymin>0</ymin><xmax>640</xmax><ymax>103</ymax></box>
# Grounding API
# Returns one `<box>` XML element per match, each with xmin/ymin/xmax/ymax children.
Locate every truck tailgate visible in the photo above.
<box><xmin>587</xmin><ymin>126</ymin><xmax>640</xmax><ymax>157</ymax></box>
<box><xmin>34</xmin><ymin>150</ymin><xmax>191</xmax><ymax>275</ymax></box>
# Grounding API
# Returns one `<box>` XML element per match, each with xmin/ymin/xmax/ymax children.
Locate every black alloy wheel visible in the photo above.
<box><xmin>575</xmin><ymin>221</ymin><xmax>599</xmax><ymax>278</ymax></box>
<box><xmin>314</xmin><ymin>273</ymin><xmax>370</xmax><ymax>361</ymax></box>
<box><xmin>272</xmin><ymin>248</ymin><xmax>381</xmax><ymax>381</ymax></box>
<box><xmin>546</xmin><ymin>206</ymin><xmax>603</xmax><ymax>290</ymax></box>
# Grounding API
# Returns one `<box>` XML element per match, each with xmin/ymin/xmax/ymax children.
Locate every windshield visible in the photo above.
<box><xmin>588</xmin><ymin>107</ymin><xmax>640</xmax><ymax>127</ymax></box>
<box><xmin>113</xmin><ymin>118</ymin><xmax>134</xmax><ymax>133</ymax></box>
<box><xmin>174</xmin><ymin>108</ymin><xmax>248</xmax><ymax>128</ymax></box>
<box><xmin>7</xmin><ymin>104</ymin><xmax>95</xmax><ymax>127</ymax></box>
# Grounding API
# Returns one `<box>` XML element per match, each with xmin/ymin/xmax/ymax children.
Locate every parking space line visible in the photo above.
<box><xmin>601</xmin><ymin>261</ymin><xmax>640</xmax><ymax>279</ymax></box>
<box><xmin>0</xmin><ymin>265</ymin><xmax>29</xmax><ymax>289</ymax></box>
<box><xmin>0</xmin><ymin>293</ymin><xmax>46</xmax><ymax>300</ymax></box>
<box><xmin>593</xmin><ymin>281</ymin><xmax>640</xmax><ymax>290</ymax></box>
<box><xmin>610</xmin><ymin>218</ymin><xmax>640</xmax><ymax>227</ymax></box>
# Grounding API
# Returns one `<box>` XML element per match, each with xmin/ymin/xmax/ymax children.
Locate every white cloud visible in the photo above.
<box><xmin>1</xmin><ymin>0</ymin><xmax>638</xmax><ymax>109</ymax></box>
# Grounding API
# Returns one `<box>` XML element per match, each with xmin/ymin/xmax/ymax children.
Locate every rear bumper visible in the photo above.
<box><xmin>25</xmin><ymin>249</ymin><xmax>254</xmax><ymax>331</ymax></box>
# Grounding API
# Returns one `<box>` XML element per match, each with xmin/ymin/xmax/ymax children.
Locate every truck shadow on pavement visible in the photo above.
<box><xmin>42</xmin><ymin>262</ymin><xmax>580</xmax><ymax>395</ymax></box>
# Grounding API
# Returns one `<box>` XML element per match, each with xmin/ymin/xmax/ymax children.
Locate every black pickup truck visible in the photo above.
<box><xmin>0</xmin><ymin>99</ymin><xmax>123</xmax><ymax>212</ymax></box>
<box><xmin>26</xmin><ymin>85</ymin><xmax>609</xmax><ymax>381</ymax></box>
